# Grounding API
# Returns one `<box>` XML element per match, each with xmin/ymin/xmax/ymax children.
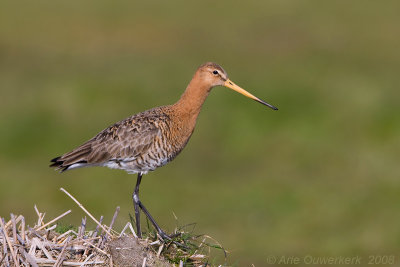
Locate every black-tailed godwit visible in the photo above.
<box><xmin>50</xmin><ymin>62</ymin><xmax>278</xmax><ymax>239</ymax></box>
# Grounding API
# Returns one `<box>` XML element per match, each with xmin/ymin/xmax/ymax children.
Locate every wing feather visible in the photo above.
<box><xmin>50</xmin><ymin>114</ymin><xmax>161</xmax><ymax>172</ymax></box>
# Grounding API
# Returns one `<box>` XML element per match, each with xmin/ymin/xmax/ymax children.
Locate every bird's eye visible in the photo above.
<box><xmin>212</xmin><ymin>70</ymin><xmax>219</xmax><ymax>75</ymax></box>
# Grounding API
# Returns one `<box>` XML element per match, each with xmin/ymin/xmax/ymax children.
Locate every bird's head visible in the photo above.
<box><xmin>197</xmin><ymin>62</ymin><xmax>278</xmax><ymax>110</ymax></box>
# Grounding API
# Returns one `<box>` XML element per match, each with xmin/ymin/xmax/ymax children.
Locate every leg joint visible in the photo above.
<box><xmin>133</xmin><ymin>193</ymin><xmax>140</xmax><ymax>204</ymax></box>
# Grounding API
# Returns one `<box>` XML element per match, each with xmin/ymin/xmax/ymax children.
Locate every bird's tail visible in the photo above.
<box><xmin>50</xmin><ymin>143</ymin><xmax>92</xmax><ymax>172</ymax></box>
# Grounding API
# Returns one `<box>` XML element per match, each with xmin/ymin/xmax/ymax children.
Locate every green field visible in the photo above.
<box><xmin>1</xmin><ymin>1</ymin><xmax>400</xmax><ymax>266</ymax></box>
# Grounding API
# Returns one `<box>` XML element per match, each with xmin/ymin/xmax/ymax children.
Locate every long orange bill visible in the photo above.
<box><xmin>224</xmin><ymin>79</ymin><xmax>278</xmax><ymax>110</ymax></box>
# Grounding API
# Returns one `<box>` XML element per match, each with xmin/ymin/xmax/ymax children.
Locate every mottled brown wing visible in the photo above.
<box><xmin>50</xmin><ymin>117</ymin><xmax>160</xmax><ymax>172</ymax></box>
<box><xmin>89</xmin><ymin>120</ymin><xmax>160</xmax><ymax>163</ymax></box>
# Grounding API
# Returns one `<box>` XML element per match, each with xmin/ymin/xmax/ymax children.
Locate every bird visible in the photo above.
<box><xmin>50</xmin><ymin>62</ymin><xmax>278</xmax><ymax>240</ymax></box>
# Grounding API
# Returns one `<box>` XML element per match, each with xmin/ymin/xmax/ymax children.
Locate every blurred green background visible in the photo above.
<box><xmin>1</xmin><ymin>1</ymin><xmax>400</xmax><ymax>266</ymax></box>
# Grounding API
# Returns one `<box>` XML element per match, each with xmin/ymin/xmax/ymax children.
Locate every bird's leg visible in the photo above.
<box><xmin>132</xmin><ymin>173</ymin><xmax>171</xmax><ymax>241</ymax></box>
<box><xmin>133</xmin><ymin>173</ymin><xmax>142</xmax><ymax>238</ymax></box>
<box><xmin>138</xmin><ymin>201</ymin><xmax>172</xmax><ymax>240</ymax></box>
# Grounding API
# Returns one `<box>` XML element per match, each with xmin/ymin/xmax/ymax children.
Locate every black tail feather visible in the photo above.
<box><xmin>50</xmin><ymin>156</ymin><xmax>88</xmax><ymax>172</ymax></box>
<box><xmin>49</xmin><ymin>156</ymin><xmax>67</xmax><ymax>172</ymax></box>
<box><xmin>50</xmin><ymin>157</ymin><xmax>62</xmax><ymax>167</ymax></box>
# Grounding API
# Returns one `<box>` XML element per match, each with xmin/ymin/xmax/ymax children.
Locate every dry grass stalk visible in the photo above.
<box><xmin>0</xmin><ymin>218</ymin><xmax>20</xmax><ymax>267</ymax></box>
<box><xmin>53</xmin><ymin>235</ymin><xmax>70</xmax><ymax>267</ymax></box>
<box><xmin>36</xmin><ymin>210</ymin><xmax>71</xmax><ymax>231</ymax></box>
<box><xmin>60</xmin><ymin>188</ymin><xmax>112</xmax><ymax>237</ymax></box>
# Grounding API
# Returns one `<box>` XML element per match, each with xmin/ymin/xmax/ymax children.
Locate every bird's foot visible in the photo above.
<box><xmin>157</xmin><ymin>230</ymin><xmax>181</xmax><ymax>241</ymax></box>
<box><xmin>157</xmin><ymin>230</ymin><xmax>188</xmax><ymax>249</ymax></box>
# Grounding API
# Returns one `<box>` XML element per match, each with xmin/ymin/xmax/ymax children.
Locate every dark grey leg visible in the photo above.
<box><xmin>133</xmin><ymin>173</ymin><xmax>171</xmax><ymax>240</ymax></box>
<box><xmin>133</xmin><ymin>173</ymin><xmax>142</xmax><ymax>238</ymax></box>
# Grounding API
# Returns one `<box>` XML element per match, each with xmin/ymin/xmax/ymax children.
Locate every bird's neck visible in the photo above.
<box><xmin>174</xmin><ymin>74</ymin><xmax>211</xmax><ymax>120</ymax></box>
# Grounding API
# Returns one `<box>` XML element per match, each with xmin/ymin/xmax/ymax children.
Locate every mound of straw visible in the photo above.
<box><xmin>0</xmin><ymin>188</ymin><xmax>223</xmax><ymax>267</ymax></box>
